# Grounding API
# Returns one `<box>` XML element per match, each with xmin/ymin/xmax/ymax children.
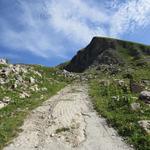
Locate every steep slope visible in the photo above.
<box><xmin>65</xmin><ymin>37</ymin><xmax>150</xmax><ymax>72</ymax></box>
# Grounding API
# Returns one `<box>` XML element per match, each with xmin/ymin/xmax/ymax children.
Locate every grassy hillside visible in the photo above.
<box><xmin>0</xmin><ymin>63</ymin><xmax>72</xmax><ymax>149</ymax></box>
<box><xmin>88</xmin><ymin>64</ymin><xmax>150</xmax><ymax>150</ymax></box>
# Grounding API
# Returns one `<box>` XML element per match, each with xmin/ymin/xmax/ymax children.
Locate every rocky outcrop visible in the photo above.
<box><xmin>139</xmin><ymin>91</ymin><xmax>150</xmax><ymax>104</ymax></box>
<box><xmin>0</xmin><ymin>59</ymin><xmax>7</xmax><ymax>65</ymax></box>
<box><xmin>0</xmin><ymin>62</ymin><xmax>45</xmax><ymax>109</ymax></box>
<box><xmin>65</xmin><ymin>37</ymin><xmax>150</xmax><ymax>72</ymax></box>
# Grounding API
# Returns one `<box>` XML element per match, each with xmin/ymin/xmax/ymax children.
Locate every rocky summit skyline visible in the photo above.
<box><xmin>0</xmin><ymin>0</ymin><xmax>150</xmax><ymax>66</ymax></box>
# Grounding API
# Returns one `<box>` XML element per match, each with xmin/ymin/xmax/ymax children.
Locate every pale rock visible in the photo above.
<box><xmin>21</xmin><ymin>68</ymin><xmax>27</xmax><ymax>74</ymax></box>
<box><xmin>14</xmin><ymin>65</ymin><xmax>21</xmax><ymax>73</ymax></box>
<box><xmin>8</xmin><ymin>64</ymin><xmax>14</xmax><ymax>69</ymax></box>
<box><xmin>130</xmin><ymin>102</ymin><xmax>140</xmax><ymax>111</ymax></box>
<box><xmin>2</xmin><ymin>96</ymin><xmax>11</xmax><ymax>103</ymax></box>
<box><xmin>0</xmin><ymin>78</ymin><xmax>6</xmax><ymax>84</ymax></box>
<box><xmin>11</xmin><ymin>83</ymin><xmax>18</xmax><ymax>89</ymax></box>
<box><xmin>30</xmin><ymin>85</ymin><xmax>39</xmax><ymax>92</ymax></box>
<box><xmin>41</xmin><ymin>87</ymin><xmax>47</xmax><ymax>91</ymax></box>
<box><xmin>20</xmin><ymin>92</ymin><xmax>30</xmax><ymax>99</ymax></box>
<box><xmin>139</xmin><ymin>91</ymin><xmax>150</xmax><ymax>103</ymax></box>
<box><xmin>118</xmin><ymin>80</ymin><xmax>125</xmax><ymax>86</ymax></box>
<box><xmin>30</xmin><ymin>77</ymin><xmax>35</xmax><ymax>84</ymax></box>
<box><xmin>50</xmin><ymin>133</ymin><xmax>55</xmax><ymax>137</ymax></box>
<box><xmin>0</xmin><ymin>59</ymin><xmax>7</xmax><ymax>65</ymax></box>
<box><xmin>16</xmin><ymin>75</ymin><xmax>23</xmax><ymax>82</ymax></box>
<box><xmin>34</xmin><ymin>71</ymin><xmax>42</xmax><ymax>77</ymax></box>
<box><xmin>1</xmin><ymin>68</ymin><xmax>10</xmax><ymax>77</ymax></box>
<box><xmin>138</xmin><ymin>120</ymin><xmax>150</xmax><ymax>134</ymax></box>
<box><xmin>0</xmin><ymin>102</ymin><xmax>7</xmax><ymax>109</ymax></box>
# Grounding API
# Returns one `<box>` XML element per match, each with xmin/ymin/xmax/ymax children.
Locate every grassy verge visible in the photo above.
<box><xmin>0</xmin><ymin>65</ymin><xmax>71</xmax><ymax>149</ymax></box>
<box><xmin>88</xmin><ymin>69</ymin><xmax>150</xmax><ymax>150</ymax></box>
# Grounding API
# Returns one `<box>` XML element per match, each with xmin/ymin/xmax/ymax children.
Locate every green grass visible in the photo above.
<box><xmin>0</xmin><ymin>65</ymin><xmax>71</xmax><ymax>149</ymax></box>
<box><xmin>55</xmin><ymin>127</ymin><xmax>70</xmax><ymax>134</ymax></box>
<box><xmin>88</xmin><ymin>69</ymin><xmax>150</xmax><ymax>150</ymax></box>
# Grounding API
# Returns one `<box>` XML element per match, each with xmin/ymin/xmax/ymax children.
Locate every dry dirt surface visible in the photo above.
<box><xmin>4</xmin><ymin>84</ymin><xmax>133</xmax><ymax>150</ymax></box>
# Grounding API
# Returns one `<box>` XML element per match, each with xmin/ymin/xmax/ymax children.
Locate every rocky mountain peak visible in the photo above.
<box><xmin>65</xmin><ymin>37</ymin><xmax>150</xmax><ymax>72</ymax></box>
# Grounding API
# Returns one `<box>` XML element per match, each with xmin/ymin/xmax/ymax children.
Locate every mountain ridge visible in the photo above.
<box><xmin>65</xmin><ymin>37</ymin><xmax>150</xmax><ymax>72</ymax></box>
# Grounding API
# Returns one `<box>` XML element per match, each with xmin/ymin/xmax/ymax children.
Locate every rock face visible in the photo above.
<box><xmin>65</xmin><ymin>37</ymin><xmax>150</xmax><ymax>72</ymax></box>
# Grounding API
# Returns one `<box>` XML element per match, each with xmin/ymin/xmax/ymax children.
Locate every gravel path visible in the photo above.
<box><xmin>4</xmin><ymin>84</ymin><xmax>133</xmax><ymax>150</ymax></box>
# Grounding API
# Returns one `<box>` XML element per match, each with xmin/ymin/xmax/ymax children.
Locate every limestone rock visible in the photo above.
<box><xmin>130</xmin><ymin>102</ymin><xmax>140</xmax><ymax>111</ymax></box>
<box><xmin>0</xmin><ymin>78</ymin><xmax>6</xmax><ymax>85</ymax></box>
<box><xmin>0</xmin><ymin>102</ymin><xmax>7</xmax><ymax>109</ymax></box>
<box><xmin>30</xmin><ymin>77</ymin><xmax>35</xmax><ymax>84</ymax></box>
<box><xmin>34</xmin><ymin>71</ymin><xmax>42</xmax><ymax>77</ymax></box>
<box><xmin>41</xmin><ymin>87</ymin><xmax>47</xmax><ymax>91</ymax></box>
<box><xmin>20</xmin><ymin>92</ymin><xmax>30</xmax><ymax>99</ymax></box>
<box><xmin>0</xmin><ymin>59</ymin><xmax>7</xmax><ymax>65</ymax></box>
<box><xmin>30</xmin><ymin>85</ymin><xmax>39</xmax><ymax>92</ymax></box>
<box><xmin>2</xmin><ymin>96</ymin><xmax>11</xmax><ymax>103</ymax></box>
<box><xmin>139</xmin><ymin>91</ymin><xmax>150</xmax><ymax>103</ymax></box>
<box><xmin>138</xmin><ymin>120</ymin><xmax>150</xmax><ymax>134</ymax></box>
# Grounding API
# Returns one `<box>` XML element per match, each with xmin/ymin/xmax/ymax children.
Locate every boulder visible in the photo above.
<box><xmin>141</xmin><ymin>79</ymin><xmax>150</xmax><ymax>86</ymax></box>
<box><xmin>30</xmin><ymin>77</ymin><xmax>35</xmax><ymax>84</ymax></box>
<box><xmin>30</xmin><ymin>85</ymin><xmax>39</xmax><ymax>92</ymax></box>
<box><xmin>0</xmin><ymin>96</ymin><xmax>11</xmax><ymax>109</ymax></box>
<box><xmin>11</xmin><ymin>83</ymin><xmax>18</xmax><ymax>89</ymax></box>
<box><xmin>2</xmin><ymin>96</ymin><xmax>11</xmax><ymax>103</ymax></box>
<box><xmin>41</xmin><ymin>87</ymin><xmax>47</xmax><ymax>91</ymax></box>
<box><xmin>0</xmin><ymin>59</ymin><xmax>7</xmax><ymax>65</ymax></box>
<box><xmin>130</xmin><ymin>102</ymin><xmax>140</xmax><ymax>111</ymax></box>
<box><xmin>139</xmin><ymin>91</ymin><xmax>150</xmax><ymax>103</ymax></box>
<box><xmin>0</xmin><ymin>68</ymin><xmax>11</xmax><ymax>77</ymax></box>
<box><xmin>34</xmin><ymin>71</ymin><xmax>42</xmax><ymax>77</ymax></box>
<box><xmin>20</xmin><ymin>92</ymin><xmax>30</xmax><ymax>99</ymax></box>
<box><xmin>138</xmin><ymin>120</ymin><xmax>150</xmax><ymax>134</ymax></box>
<box><xmin>14</xmin><ymin>65</ymin><xmax>21</xmax><ymax>73</ymax></box>
<box><xmin>0</xmin><ymin>101</ymin><xmax>7</xmax><ymax>109</ymax></box>
<box><xmin>15</xmin><ymin>75</ymin><xmax>23</xmax><ymax>82</ymax></box>
<box><xmin>118</xmin><ymin>80</ymin><xmax>125</xmax><ymax>86</ymax></box>
<box><xmin>21</xmin><ymin>68</ymin><xmax>28</xmax><ymax>74</ymax></box>
<box><xmin>0</xmin><ymin>78</ymin><xmax>6</xmax><ymax>85</ymax></box>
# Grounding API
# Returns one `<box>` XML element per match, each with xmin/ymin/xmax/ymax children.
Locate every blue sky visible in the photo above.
<box><xmin>0</xmin><ymin>0</ymin><xmax>150</xmax><ymax>66</ymax></box>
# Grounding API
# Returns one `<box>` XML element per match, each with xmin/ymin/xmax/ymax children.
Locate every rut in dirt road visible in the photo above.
<box><xmin>4</xmin><ymin>84</ymin><xmax>133</xmax><ymax>150</ymax></box>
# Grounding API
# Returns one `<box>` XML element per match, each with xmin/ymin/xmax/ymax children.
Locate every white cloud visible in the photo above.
<box><xmin>45</xmin><ymin>0</ymin><xmax>108</xmax><ymax>44</ymax></box>
<box><xmin>0</xmin><ymin>0</ymin><xmax>150</xmax><ymax>61</ymax></box>
<box><xmin>0</xmin><ymin>0</ymin><xmax>68</xmax><ymax>59</ymax></box>
<box><xmin>110</xmin><ymin>0</ymin><xmax>150</xmax><ymax>37</ymax></box>
<box><xmin>0</xmin><ymin>0</ymin><xmax>109</xmax><ymax>59</ymax></box>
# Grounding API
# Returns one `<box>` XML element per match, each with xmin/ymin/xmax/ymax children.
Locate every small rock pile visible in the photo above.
<box><xmin>0</xmin><ymin>59</ymin><xmax>47</xmax><ymax>109</ymax></box>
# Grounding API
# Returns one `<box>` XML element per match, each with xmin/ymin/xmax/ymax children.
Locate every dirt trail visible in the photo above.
<box><xmin>4</xmin><ymin>84</ymin><xmax>133</xmax><ymax>150</ymax></box>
